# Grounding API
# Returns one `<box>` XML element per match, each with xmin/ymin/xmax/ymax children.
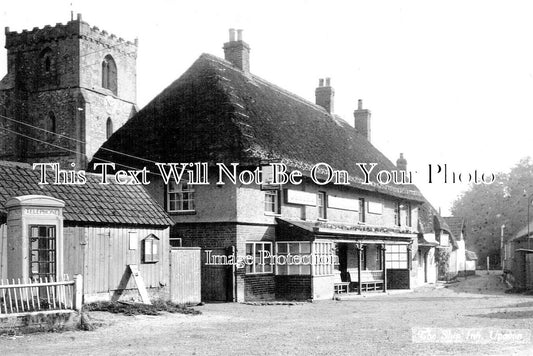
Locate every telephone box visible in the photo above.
<box><xmin>6</xmin><ymin>195</ymin><xmax>65</xmax><ymax>280</ymax></box>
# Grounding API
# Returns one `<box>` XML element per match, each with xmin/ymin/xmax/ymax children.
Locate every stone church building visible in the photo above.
<box><xmin>0</xmin><ymin>13</ymin><xmax>137</xmax><ymax>168</ymax></box>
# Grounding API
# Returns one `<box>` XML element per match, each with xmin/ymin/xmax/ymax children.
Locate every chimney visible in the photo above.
<box><xmin>223</xmin><ymin>28</ymin><xmax>250</xmax><ymax>73</ymax></box>
<box><xmin>353</xmin><ymin>99</ymin><xmax>371</xmax><ymax>141</ymax></box>
<box><xmin>396</xmin><ymin>153</ymin><xmax>407</xmax><ymax>171</ymax></box>
<box><xmin>315</xmin><ymin>77</ymin><xmax>335</xmax><ymax>113</ymax></box>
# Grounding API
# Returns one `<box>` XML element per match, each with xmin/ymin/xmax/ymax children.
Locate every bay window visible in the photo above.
<box><xmin>245</xmin><ymin>242</ymin><xmax>273</xmax><ymax>274</ymax></box>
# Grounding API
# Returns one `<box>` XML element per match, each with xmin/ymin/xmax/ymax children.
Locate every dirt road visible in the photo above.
<box><xmin>1</xmin><ymin>272</ymin><xmax>532</xmax><ymax>355</ymax></box>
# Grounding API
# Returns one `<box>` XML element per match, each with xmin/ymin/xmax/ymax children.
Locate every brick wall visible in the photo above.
<box><xmin>172</xmin><ymin>223</ymin><xmax>238</xmax><ymax>249</ymax></box>
<box><xmin>387</xmin><ymin>269</ymin><xmax>410</xmax><ymax>289</ymax></box>
<box><xmin>244</xmin><ymin>274</ymin><xmax>275</xmax><ymax>300</ymax></box>
<box><xmin>275</xmin><ymin>275</ymin><xmax>312</xmax><ymax>300</ymax></box>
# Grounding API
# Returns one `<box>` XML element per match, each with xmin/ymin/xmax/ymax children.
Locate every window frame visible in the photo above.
<box><xmin>394</xmin><ymin>201</ymin><xmax>401</xmax><ymax>226</ymax></box>
<box><xmin>29</xmin><ymin>225</ymin><xmax>56</xmax><ymax>280</ymax></box>
<box><xmin>245</xmin><ymin>242</ymin><xmax>273</xmax><ymax>274</ymax></box>
<box><xmin>106</xmin><ymin>117</ymin><xmax>113</xmax><ymax>139</ymax></box>
<box><xmin>385</xmin><ymin>244</ymin><xmax>409</xmax><ymax>269</ymax></box>
<box><xmin>358</xmin><ymin>198</ymin><xmax>366</xmax><ymax>223</ymax></box>
<box><xmin>275</xmin><ymin>241</ymin><xmax>312</xmax><ymax>276</ymax></box>
<box><xmin>167</xmin><ymin>180</ymin><xmax>196</xmax><ymax>213</ymax></box>
<box><xmin>405</xmin><ymin>203</ymin><xmax>412</xmax><ymax>227</ymax></box>
<box><xmin>317</xmin><ymin>191</ymin><xmax>327</xmax><ymax>220</ymax></box>
<box><xmin>313</xmin><ymin>241</ymin><xmax>335</xmax><ymax>276</ymax></box>
<box><xmin>264</xmin><ymin>190</ymin><xmax>280</xmax><ymax>215</ymax></box>
<box><xmin>142</xmin><ymin>234</ymin><xmax>160</xmax><ymax>263</ymax></box>
<box><xmin>101</xmin><ymin>55</ymin><xmax>118</xmax><ymax>95</ymax></box>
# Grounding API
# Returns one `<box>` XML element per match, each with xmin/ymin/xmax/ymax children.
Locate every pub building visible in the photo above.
<box><xmin>93</xmin><ymin>29</ymin><xmax>428</xmax><ymax>302</ymax></box>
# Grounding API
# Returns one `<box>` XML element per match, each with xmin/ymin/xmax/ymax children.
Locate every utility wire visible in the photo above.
<box><xmin>0</xmin><ymin>113</ymin><xmax>159</xmax><ymax>165</ymax></box>
<box><xmin>0</xmin><ymin>124</ymin><xmax>163</xmax><ymax>177</ymax></box>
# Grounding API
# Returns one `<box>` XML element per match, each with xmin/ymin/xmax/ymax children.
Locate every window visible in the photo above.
<box><xmin>376</xmin><ymin>245</ymin><xmax>383</xmax><ymax>268</ymax></box>
<box><xmin>394</xmin><ymin>202</ymin><xmax>401</xmax><ymax>226</ymax></box>
<box><xmin>40</xmin><ymin>48</ymin><xmax>52</xmax><ymax>73</ymax></box>
<box><xmin>102</xmin><ymin>55</ymin><xmax>117</xmax><ymax>95</ymax></box>
<box><xmin>45</xmin><ymin>111</ymin><xmax>56</xmax><ymax>137</ymax></box>
<box><xmin>360</xmin><ymin>246</ymin><xmax>367</xmax><ymax>270</ymax></box>
<box><xmin>142</xmin><ymin>234</ymin><xmax>160</xmax><ymax>263</ymax></box>
<box><xmin>169</xmin><ymin>234</ymin><xmax>182</xmax><ymax>248</ymax></box>
<box><xmin>385</xmin><ymin>244</ymin><xmax>408</xmax><ymax>269</ymax></box>
<box><xmin>313</xmin><ymin>241</ymin><xmax>335</xmax><ymax>276</ymax></box>
<box><xmin>106</xmin><ymin>117</ymin><xmax>113</xmax><ymax>139</ymax></box>
<box><xmin>245</xmin><ymin>242</ymin><xmax>273</xmax><ymax>274</ymax></box>
<box><xmin>276</xmin><ymin>242</ymin><xmax>311</xmax><ymax>275</ymax></box>
<box><xmin>29</xmin><ymin>225</ymin><xmax>56</xmax><ymax>280</ymax></box>
<box><xmin>317</xmin><ymin>191</ymin><xmax>327</xmax><ymax>219</ymax></box>
<box><xmin>45</xmin><ymin>57</ymin><xmax>51</xmax><ymax>72</ymax></box>
<box><xmin>358</xmin><ymin>198</ymin><xmax>366</xmax><ymax>223</ymax></box>
<box><xmin>264</xmin><ymin>190</ymin><xmax>279</xmax><ymax>214</ymax></box>
<box><xmin>404</xmin><ymin>203</ymin><xmax>412</xmax><ymax>227</ymax></box>
<box><xmin>167</xmin><ymin>180</ymin><xmax>195</xmax><ymax>212</ymax></box>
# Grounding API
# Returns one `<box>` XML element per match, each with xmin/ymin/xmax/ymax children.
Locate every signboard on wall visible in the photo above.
<box><xmin>368</xmin><ymin>201</ymin><xmax>383</xmax><ymax>214</ymax></box>
<box><xmin>328</xmin><ymin>196</ymin><xmax>358</xmax><ymax>211</ymax></box>
<box><xmin>285</xmin><ymin>189</ymin><xmax>316</xmax><ymax>206</ymax></box>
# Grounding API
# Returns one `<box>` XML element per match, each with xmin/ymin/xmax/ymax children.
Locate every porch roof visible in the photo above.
<box><xmin>276</xmin><ymin>218</ymin><xmax>415</xmax><ymax>244</ymax></box>
<box><xmin>418</xmin><ymin>235</ymin><xmax>439</xmax><ymax>247</ymax></box>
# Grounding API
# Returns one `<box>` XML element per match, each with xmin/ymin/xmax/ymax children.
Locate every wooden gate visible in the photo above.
<box><xmin>169</xmin><ymin>247</ymin><xmax>201</xmax><ymax>304</ymax></box>
<box><xmin>201</xmin><ymin>247</ymin><xmax>231</xmax><ymax>302</ymax></box>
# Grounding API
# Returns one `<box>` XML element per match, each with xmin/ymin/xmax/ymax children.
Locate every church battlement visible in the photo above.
<box><xmin>5</xmin><ymin>13</ymin><xmax>137</xmax><ymax>57</ymax></box>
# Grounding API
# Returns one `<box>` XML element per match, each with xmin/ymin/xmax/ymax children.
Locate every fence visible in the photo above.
<box><xmin>0</xmin><ymin>274</ymin><xmax>82</xmax><ymax>314</ymax></box>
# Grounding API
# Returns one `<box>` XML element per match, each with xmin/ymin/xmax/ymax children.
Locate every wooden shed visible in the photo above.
<box><xmin>0</xmin><ymin>161</ymin><xmax>176</xmax><ymax>303</ymax></box>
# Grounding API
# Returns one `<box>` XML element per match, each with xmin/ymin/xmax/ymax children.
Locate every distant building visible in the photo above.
<box><xmin>0</xmin><ymin>14</ymin><xmax>137</xmax><ymax>168</ymax></box>
<box><xmin>93</xmin><ymin>29</ymin><xmax>430</xmax><ymax>302</ymax></box>
<box><xmin>417</xmin><ymin>200</ymin><xmax>454</xmax><ymax>283</ymax></box>
<box><xmin>504</xmin><ymin>222</ymin><xmax>533</xmax><ymax>289</ymax></box>
<box><xmin>443</xmin><ymin>216</ymin><xmax>476</xmax><ymax>277</ymax></box>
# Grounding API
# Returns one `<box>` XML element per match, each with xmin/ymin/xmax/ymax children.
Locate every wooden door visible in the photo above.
<box><xmin>201</xmin><ymin>248</ymin><xmax>230</xmax><ymax>302</ymax></box>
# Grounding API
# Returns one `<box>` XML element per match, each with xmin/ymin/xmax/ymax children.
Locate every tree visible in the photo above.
<box><xmin>450</xmin><ymin>157</ymin><xmax>533</xmax><ymax>268</ymax></box>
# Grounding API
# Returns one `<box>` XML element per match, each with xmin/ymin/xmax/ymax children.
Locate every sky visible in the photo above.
<box><xmin>1</xmin><ymin>0</ymin><xmax>533</xmax><ymax>215</ymax></box>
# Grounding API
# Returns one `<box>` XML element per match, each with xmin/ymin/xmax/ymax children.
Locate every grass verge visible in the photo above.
<box><xmin>84</xmin><ymin>300</ymin><xmax>201</xmax><ymax>316</ymax></box>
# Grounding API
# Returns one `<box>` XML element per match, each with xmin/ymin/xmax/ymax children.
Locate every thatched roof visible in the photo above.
<box><xmin>417</xmin><ymin>199</ymin><xmax>451</xmax><ymax>234</ymax></box>
<box><xmin>92</xmin><ymin>53</ymin><xmax>423</xmax><ymax>202</ymax></box>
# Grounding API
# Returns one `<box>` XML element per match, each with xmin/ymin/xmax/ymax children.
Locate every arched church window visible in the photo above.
<box><xmin>102</xmin><ymin>55</ymin><xmax>118</xmax><ymax>95</ymax></box>
<box><xmin>106</xmin><ymin>117</ymin><xmax>113</xmax><ymax>139</ymax></box>
<box><xmin>40</xmin><ymin>48</ymin><xmax>53</xmax><ymax>73</ymax></box>
<box><xmin>45</xmin><ymin>111</ymin><xmax>56</xmax><ymax>133</ymax></box>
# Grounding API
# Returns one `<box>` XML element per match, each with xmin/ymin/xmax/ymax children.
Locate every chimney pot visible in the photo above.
<box><xmin>396</xmin><ymin>153</ymin><xmax>407</xmax><ymax>171</ymax></box>
<box><xmin>315</xmin><ymin>77</ymin><xmax>335</xmax><ymax>114</ymax></box>
<box><xmin>354</xmin><ymin>99</ymin><xmax>371</xmax><ymax>142</ymax></box>
<box><xmin>77</xmin><ymin>13</ymin><xmax>82</xmax><ymax>21</ymax></box>
<box><xmin>4</xmin><ymin>27</ymin><xmax>9</xmax><ymax>35</ymax></box>
<box><xmin>223</xmin><ymin>28</ymin><xmax>251</xmax><ymax>73</ymax></box>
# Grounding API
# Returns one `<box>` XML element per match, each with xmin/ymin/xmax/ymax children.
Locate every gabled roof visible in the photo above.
<box><xmin>443</xmin><ymin>216</ymin><xmax>466</xmax><ymax>241</ymax></box>
<box><xmin>0</xmin><ymin>161</ymin><xmax>173</xmax><ymax>227</ymax></box>
<box><xmin>92</xmin><ymin>53</ymin><xmax>424</xmax><ymax>202</ymax></box>
<box><xmin>512</xmin><ymin>221</ymin><xmax>533</xmax><ymax>241</ymax></box>
<box><xmin>466</xmin><ymin>250</ymin><xmax>478</xmax><ymax>261</ymax></box>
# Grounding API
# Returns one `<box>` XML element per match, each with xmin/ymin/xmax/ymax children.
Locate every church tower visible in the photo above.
<box><xmin>0</xmin><ymin>13</ymin><xmax>137</xmax><ymax>168</ymax></box>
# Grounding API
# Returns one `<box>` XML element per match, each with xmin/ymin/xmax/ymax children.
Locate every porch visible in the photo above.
<box><xmin>275</xmin><ymin>218</ymin><xmax>415</xmax><ymax>299</ymax></box>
